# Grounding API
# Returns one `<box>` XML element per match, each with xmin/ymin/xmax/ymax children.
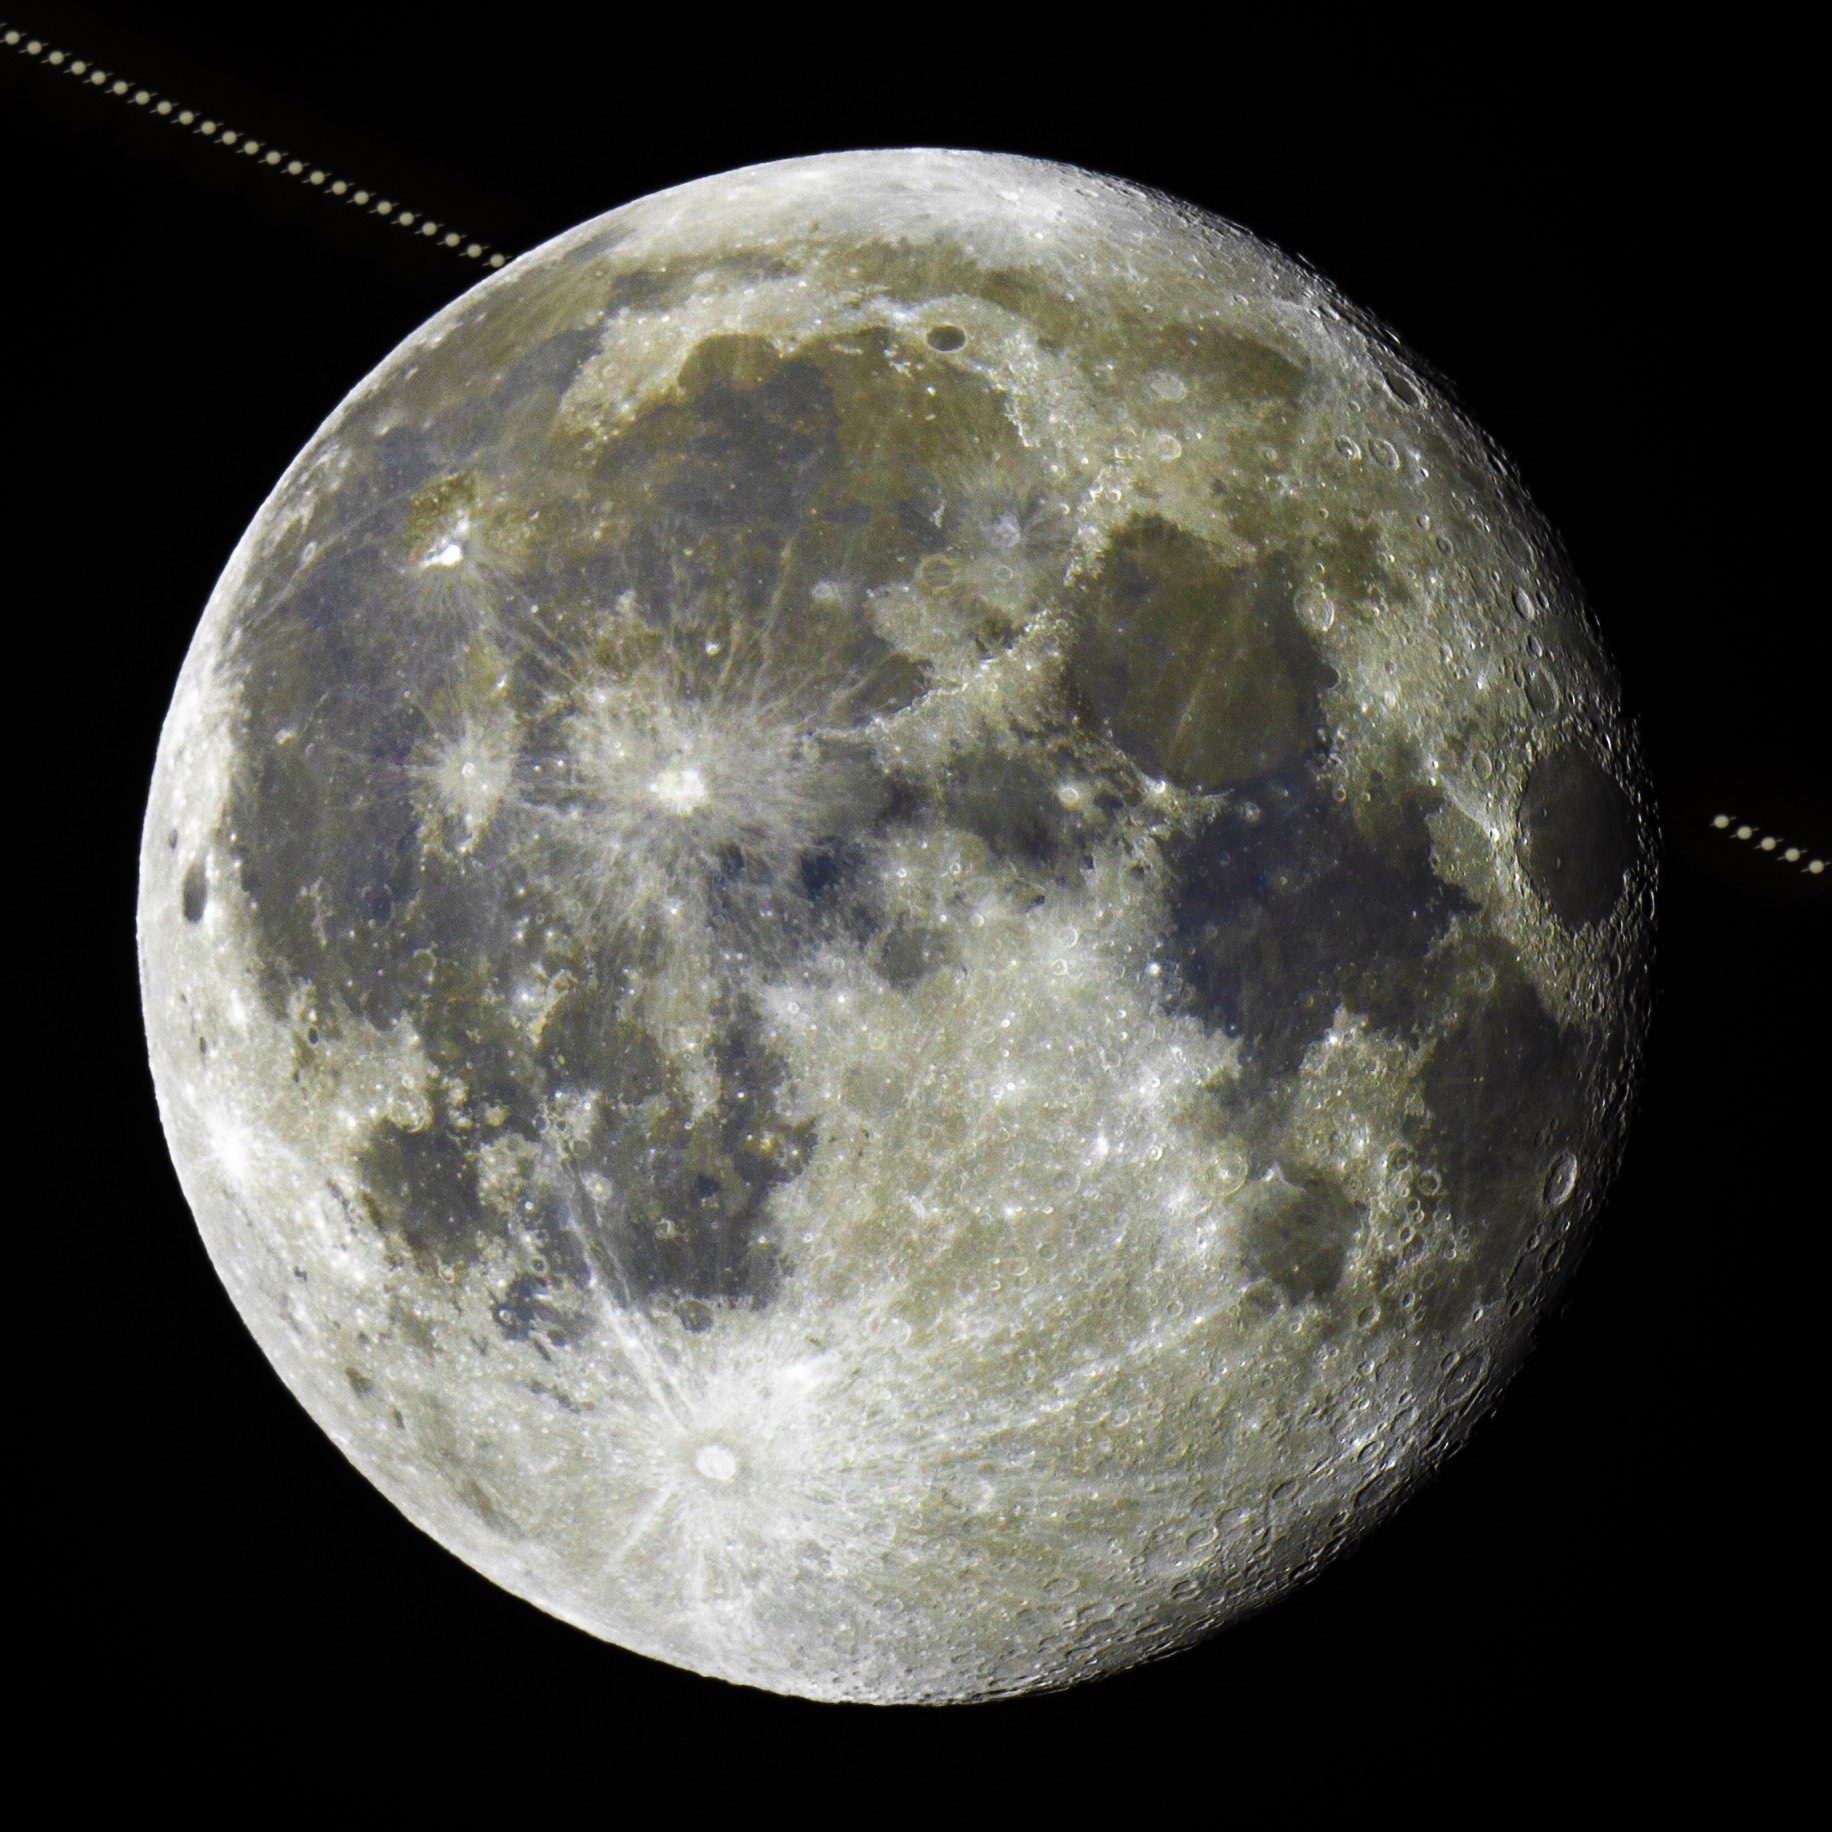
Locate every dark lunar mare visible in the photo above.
<box><xmin>213</xmin><ymin>314</ymin><xmax>1078</xmax><ymax>1328</ymax></box>
<box><xmin>1163</xmin><ymin>759</ymin><xmax>1474</xmax><ymax>1081</ymax></box>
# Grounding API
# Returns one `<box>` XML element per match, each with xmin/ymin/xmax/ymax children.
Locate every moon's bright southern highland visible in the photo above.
<box><xmin>140</xmin><ymin>150</ymin><xmax>1654</xmax><ymax>1702</ymax></box>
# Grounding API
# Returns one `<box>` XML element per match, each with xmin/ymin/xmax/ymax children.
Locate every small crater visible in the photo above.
<box><xmin>695</xmin><ymin>1442</ymin><xmax>739</xmax><ymax>1482</ymax></box>
<box><xmin>1524</xmin><ymin>666</ymin><xmax>1561</xmax><ymax>717</ymax></box>
<box><xmin>925</xmin><ymin>323</ymin><xmax>967</xmax><ymax>353</ymax></box>
<box><xmin>1543</xmin><ymin>1150</ymin><xmax>1580</xmax><ymax>1207</ymax></box>
<box><xmin>1382</xmin><ymin>370</ymin><xmax>1423</xmax><ymax>407</ymax></box>
<box><xmin>1213</xmin><ymin>1145</ymin><xmax>1249</xmax><ymax>1196</ymax></box>
<box><xmin>1438</xmin><ymin>1351</ymin><xmax>1486</xmax><ymax>1407</ymax></box>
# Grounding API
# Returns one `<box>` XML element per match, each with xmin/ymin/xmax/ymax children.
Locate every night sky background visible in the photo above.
<box><xmin>12</xmin><ymin>6</ymin><xmax>1820</xmax><ymax>1789</ymax></box>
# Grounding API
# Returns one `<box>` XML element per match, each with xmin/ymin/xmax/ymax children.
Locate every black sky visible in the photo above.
<box><xmin>11</xmin><ymin>6</ymin><xmax>1822</xmax><ymax>1792</ymax></box>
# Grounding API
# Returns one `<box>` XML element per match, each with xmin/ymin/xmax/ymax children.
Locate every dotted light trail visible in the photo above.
<box><xmin>3</xmin><ymin>21</ymin><xmax>508</xmax><ymax>267</ymax></box>
<box><xmin>1710</xmin><ymin>813</ymin><xmax>1826</xmax><ymax>875</ymax></box>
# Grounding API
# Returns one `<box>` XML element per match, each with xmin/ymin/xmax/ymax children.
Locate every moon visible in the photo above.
<box><xmin>139</xmin><ymin>149</ymin><xmax>1654</xmax><ymax>1702</ymax></box>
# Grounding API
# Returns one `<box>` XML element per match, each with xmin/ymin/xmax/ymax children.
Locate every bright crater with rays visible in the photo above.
<box><xmin>140</xmin><ymin>150</ymin><xmax>1654</xmax><ymax>1702</ymax></box>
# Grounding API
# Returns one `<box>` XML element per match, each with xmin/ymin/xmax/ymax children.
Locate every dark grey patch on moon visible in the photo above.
<box><xmin>793</xmin><ymin>836</ymin><xmax>885</xmax><ymax>948</ymax></box>
<box><xmin>1239</xmin><ymin>1173</ymin><xmax>1364</xmax><ymax>1302</ymax></box>
<box><xmin>492</xmin><ymin>1271</ymin><xmax>592</xmax><ymax>1356</ymax></box>
<box><xmin>1163</xmin><ymin>764</ymin><xmax>1471</xmax><ymax>1078</ymax></box>
<box><xmin>1519</xmin><ymin>740</ymin><xmax>1635</xmax><ymax>928</ymax></box>
<box><xmin>877</xmin><ymin>920</ymin><xmax>959</xmax><ymax>989</ymax></box>
<box><xmin>181</xmin><ymin>859</ymin><xmax>208</xmax><ymax>923</ymax></box>
<box><xmin>579</xmin><ymin>1014</ymin><xmax>807</xmax><ymax>1312</ymax></box>
<box><xmin>1417</xmin><ymin>943</ymin><xmax>1581</xmax><ymax>1266</ymax></box>
<box><xmin>940</xmin><ymin>747</ymin><xmax>1090</xmax><ymax>875</ymax></box>
<box><xmin>357</xmin><ymin>1083</ymin><xmax>486</xmax><ymax>1265</ymax></box>
<box><xmin>226</xmin><ymin>569</ymin><xmax>432</xmax><ymax>1028</ymax></box>
<box><xmin>1068</xmin><ymin>518</ymin><xmax>1331</xmax><ymax>793</ymax></box>
<box><xmin>350</xmin><ymin>983</ymin><xmax>809</xmax><ymax>1317</ymax></box>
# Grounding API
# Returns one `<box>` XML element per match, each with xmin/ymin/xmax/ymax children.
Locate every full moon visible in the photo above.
<box><xmin>140</xmin><ymin>150</ymin><xmax>1654</xmax><ymax>1702</ymax></box>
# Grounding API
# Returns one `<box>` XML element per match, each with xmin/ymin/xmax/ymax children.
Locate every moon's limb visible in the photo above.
<box><xmin>139</xmin><ymin>149</ymin><xmax>1655</xmax><ymax>1702</ymax></box>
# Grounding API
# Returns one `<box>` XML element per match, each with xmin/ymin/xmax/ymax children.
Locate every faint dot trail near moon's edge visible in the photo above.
<box><xmin>1709</xmin><ymin>813</ymin><xmax>1826</xmax><ymax>876</ymax></box>
<box><xmin>2</xmin><ymin>20</ymin><xmax>508</xmax><ymax>267</ymax></box>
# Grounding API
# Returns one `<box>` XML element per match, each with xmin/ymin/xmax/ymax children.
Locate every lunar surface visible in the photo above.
<box><xmin>140</xmin><ymin>149</ymin><xmax>1655</xmax><ymax>1702</ymax></box>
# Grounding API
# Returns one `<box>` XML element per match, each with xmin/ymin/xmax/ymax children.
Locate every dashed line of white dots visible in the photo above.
<box><xmin>1711</xmin><ymin>814</ymin><xmax>1825</xmax><ymax>875</ymax></box>
<box><xmin>4</xmin><ymin>23</ymin><xmax>508</xmax><ymax>267</ymax></box>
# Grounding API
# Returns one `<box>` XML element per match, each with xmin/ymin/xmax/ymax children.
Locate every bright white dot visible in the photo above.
<box><xmin>423</xmin><ymin>540</ymin><xmax>465</xmax><ymax>569</ymax></box>
<box><xmin>649</xmin><ymin>763</ymin><xmax>709</xmax><ymax>814</ymax></box>
<box><xmin>205</xmin><ymin>1108</ymin><xmax>253</xmax><ymax>1184</ymax></box>
<box><xmin>695</xmin><ymin>1443</ymin><xmax>738</xmax><ymax>1482</ymax></box>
